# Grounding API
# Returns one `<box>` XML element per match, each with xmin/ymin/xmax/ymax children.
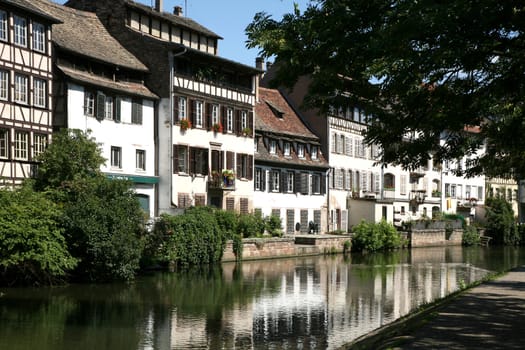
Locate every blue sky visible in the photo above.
<box><xmin>55</xmin><ymin>0</ymin><xmax>312</xmax><ymax>67</ymax></box>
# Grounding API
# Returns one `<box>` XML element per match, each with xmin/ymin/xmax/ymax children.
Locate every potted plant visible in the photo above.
<box><xmin>242</xmin><ymin>127</ymin><xmax>252</xmax><ymax>136</ymax></box>
<box><xmin>222</xmin><ymin>169</ymin><xmax>235</xmax><ymax>187</ymax></box>
<box><xmin>212</xmin><ymin>123</ymin><xmax>223</xmax><ymax>133</ymax></box>
<box><xmin>180</xmin><ymin>118</ymin><xmax>191</xmax><ymax>131</ymax></box>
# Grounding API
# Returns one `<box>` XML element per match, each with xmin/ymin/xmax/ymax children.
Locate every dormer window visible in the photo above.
<box><xmin>269</xmin><ymin>139</ymin><xmax>277</xmax><ymax>154</ymax></box>
<box><xmin>311</xmin><ymin>145</ymin><xmax>318</xmax><ymax>160</ymax></box>
<box><xmin>297</xmin><ymin>143</ymin><xmax>305</xmax><ymax>158</ymax></box>
<box><xmin>266</xmin><ymin>100</ymin><xmax>284</xmax><ymax>119</ymax></box>
<box><xmin>284</xmin><ymin>142</ymin><xmax>291</xmax><ymax>156</ymax></box>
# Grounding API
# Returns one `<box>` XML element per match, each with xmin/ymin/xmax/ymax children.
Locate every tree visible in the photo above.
<box><xmin>34</xmin><ymin>128</ymin><xmax>106</xmax><ymax>191</ymax></box>
<box><xmin>246</xmin><ymin>0</ymin><xmax>525</xmax><ymax>179</ymax></box>
<box><xmin>0</xmin><ymin>185</ymin><xmax>77</xmax><ymax>286</ymax></box>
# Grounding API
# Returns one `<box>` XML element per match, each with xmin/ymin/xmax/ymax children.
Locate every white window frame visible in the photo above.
<box><xmin>195</xmin><ymin>100</ymin><xmax>203</xmax><ymax>127</ymax></box>
<box><xmin>241</xmin><ymin>110</ymin><xmax>247</xmax><ymax>129</ymax></box>
<box><xmin>177</xmin><ymin>145</ymin><xmax>188</xmax><ymax>173</ymax></box>
<box><xmin>104</xmin><ymin>96</ymin><xmax>114</xmax><ymax>120</ymax></box>
<box><xmin>14</xmin><ymin>74</ymin><xmax>28</xmax><ymax>104</ymax></box>
<box><xmin>178</xmin><ymin>96</ymin><xmax>187</xmax><ymax>120</ymax></box>
<box><xmin>284</xmin><ymin>142</ymin><xmax>290</xmax><ymax>156</ymax></box>
<box><xmin>84</xmin><ymin>91</ymin><xmax>94</xmax><ymax>116</ymax></box>
<box><xmin>312</xmin><ymin>173</ymin><xmax>321</xmax><ymax>194</ymax></box>
<box><xmin>270</xmin><ymin>170</ymin><xmax>280</xmax><ymax>192</ymax></box>
<box><xmin>297</xmin><ymin>143</ymin><xmax>305</xmax><ymax>158</ymax></box>
<box><xmin>0</xmin><ymin>70</ymin><xmax>8</xmax><ymax>100</ymax></box>
<box><xmin>0</xmin><ymin>11</ymin><xmax>7</xmax><ymax>42</ymax></box>
<box><xmin>255</xmin><ymin>168</ymin><xmax>262</xmax><ymax>191</ymax></box>
<box><xmin>32</xmin><ymin>22</ymin><xmax>45</xmax><ymax>52</ymax></box>
<box><xmin>33</xmin><ymin>78</ymin><xmax>46</xmax><ymax>108</ymax></box>
<box><xmin>211</xmin><ymin>104</ymin><xmax>219</xmax><ymax>125</ymax></box>
<box><xmin>311</xmin><ymin>145</ymin><xmax>318</xmax><ymax>160</ymax></box>
<box><xmin>14</xmin><ymin>131</ymin><xmax>28</xmax><ymax>160</ymax></box>
<box><xmin>14</xmin><ymin>16</ymin><xmax>27</xmax><ymax>47</ymax></box>
<box><xmin>136</xmin><ymin>149</ymin><xmax>146</xmax><ymax>171</ymax></box>
<box><xmin>0</xmin><ymin>128</ymin><xmax>8</xmax><ymax>159</ymax></box>
<box><xmin>269</xmin><ymin>139</ymin><xmax>277</xmax><ymax>154</ymax></box>
<box><xmin>33</xmin><ymin>133</ymin><xmax>47</xmax><ymax>158</ymax></box>
<box><xmin>286</xmin><ymin>171</ymin><xmax>294</xmax><ymax>193</ymax></box>
<box><xmin>226</xmin><ymin>108</ymin><xmax>234</xmax><ymax>132</ymax></box>
<box><xmin>111</xmin><ymin>146</ymin><xmax>122</xmax><ymax>169</ymax></box>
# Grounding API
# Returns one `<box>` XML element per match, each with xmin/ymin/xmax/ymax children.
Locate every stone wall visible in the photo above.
<box><xmin>409</xmin><ymin>229</ymin><xmax>463</xmax><ymax>247</ymax></box>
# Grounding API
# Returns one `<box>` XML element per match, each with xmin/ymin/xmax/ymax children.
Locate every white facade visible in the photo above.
<box><xmin>65</xmin><ymin>82</ymin><xmax>157</xmax><ymax>218</ymax></box>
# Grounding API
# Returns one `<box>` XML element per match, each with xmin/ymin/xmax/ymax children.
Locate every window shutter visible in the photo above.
<box><xmin>236</xmin><ymin>153</ymin><xmax>241</xmax><ymax>179</ymax></box>
<box><xmin>173</xmin><ymin>96</ymin><xmax>179</xmax><ymax>123</ymax></box>
<box><xmin>235</xmin><ymin>109</ymin><xmax>241</xmax><ymax>135</ymax></box>
<box><xmin>115</xmin><ymin>97</ymin><xmax>121</xmax><ymax>122</ymax></box>
<box><xmin>341</xmin><ymin>210</ymin><xmax>348</xmax><ymax>232</ymax></box>
<box><xmin>361</xmin><ymin>170</ymin><xmax>368</xmax><ymax>192</ymax></box>
<box><xmin>206</xmin><ymin>103</ymin><xmax>212</xmax><ymax>130</ymax></box>
<box><xmin>226</xmin><ymin>151</ymin><xmax>234</xmax><ymax>170</ymax></box>
<box><xmin>302</xmin><ymin>172</ymin><xmax>309</xmax><ymax>194</ymax></box>
<box><xmin>261</xmin><ymin>169</ymin><xmax>266</xmax><ymax>191</ymax></box>
<box><xmin>203</xmin><ymin>149</ymin><xmax>209</xmax><ymax>175</ymax></box>
<box><xmin>247</xmin><ymin>155</ymin><xmax>253</xmax><ymax>180</ymax></box>
<box><xmin>96</xmin><ymin>92</ymin><xmax>105</xmax><ymax>120</ymax></box>
<box><xmin>374</xmin><ymin>172</ymin><xmax>380</xmax><ymax>193</ymax></box>
<box><xmin>346</xmin><ymin>136</ymin><xmax>353</xmax><ymax>156</ymax></box>
<box><xmin>280</xmin><ymin>170</ymin><xmax>285</xmax><ymax>193</ymax></box>
<box><xmin>172</xmin><ymin>145</ymin><xmax>178</xmax><ymax>174</ymax></box>
<box><xmin>248</xmin><ymin>111</ymin><xmax>254</xmax><ymax>136</ymax></box>
<box><xmin>190</xmin><ymin>99</ymin><xmax>196</xmax><ymax>128</ymax></box>
<box><xmin>221</xmin><ymin>106</ymin><xmax>227</xmax><ymax>133</ymax></box>
<box><xmin>321</xmin><ymin>174</ymin><xmax>326</xmax><ymax>194</ymax></box>
<box><xmin>189</xmin><ymin>147</ymin><xmax>195</xmax><ymax>175</ymax></box>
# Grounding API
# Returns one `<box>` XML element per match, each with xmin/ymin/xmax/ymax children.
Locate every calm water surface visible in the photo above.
<box><xmin>1</xmin><ymin>246</ymin><xmax>524</xmax><ymax>350</ymax></box>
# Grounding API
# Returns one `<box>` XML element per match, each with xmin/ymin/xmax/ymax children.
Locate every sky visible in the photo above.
<box><xmin>55</xmin><ymin>0</ymin><xmax>313</xmax><ymax>68</ymax></box>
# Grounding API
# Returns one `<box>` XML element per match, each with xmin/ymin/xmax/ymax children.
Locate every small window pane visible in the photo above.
<box><xmin>14</xmin><ymin>74</ymin><xmax>28</xmax><ymax>103</ymax></box>
<box><xmin>136</xmin><ymin>149</ymin><xmax>146</xmax><ymax>170</ymax></box>
<box><xmin>0</xmin><ymin>70</ymin><xmax>8</xmax><ymax>100</ymax></box>
<box><xmin>32</xmin><ymin>22</ymin><xmax>45</xmax><ymax>52</ymax></box>
<box><xmin>14</xmin><ymin>16</ymin><xmax>27</xmax><ymax>47</ymax></box>
<box><xmin>111</xmin><ymin>146</ymin><xmax>122</xmax><ymax>168</ymax></box>
<box><xmin>0</xmin><ymin>11</ymin><xmax>7</xmax><ymax>41</ymax></box>
<box><xmin>14</xmin><ymin>131</ymin><xmax>28</xmax><ymax>160</ymax></box>
<box><xmin>33</xmin><ymin>78</ymin><xmax>46</xmax><ymax>107</ymax></box>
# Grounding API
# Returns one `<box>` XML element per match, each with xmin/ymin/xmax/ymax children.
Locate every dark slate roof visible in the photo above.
<box><xmin>125</xmin><ymin>0</ymin><xmax>222</xmax><ymax>39</ymax></box>
<box><xmin>57</xmin><ymin>64</ymin><xmax>157</xmax><ymax>99</ymax></box>
<box><xmin>33</xmin><ymin>0</ymin><xmax>148</xmax><ymax>72</ymax></box>
<box><xmin>255</xmin><ymin>87</ymin><xmax>328</xmax><ymax>169</ymax></box>
<box><xmin>3</xmin><ymin>0</ymin><xmax>61</xmax><ymax>23</ymax></box>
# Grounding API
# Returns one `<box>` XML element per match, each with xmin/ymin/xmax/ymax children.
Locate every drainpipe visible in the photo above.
<box><xmin>326</xmin><ymin>167</ymin><xmax>332</xmax><ymax>234</ymax></box>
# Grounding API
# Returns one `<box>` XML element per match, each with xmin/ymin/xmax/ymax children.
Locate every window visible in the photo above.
<box><xmin>338</xmin><ymin>134</ymin><xmax>345</xmax><ymax>153</ymax></box>
<box><xmin>33</xmin><ymin>78</ymin><xmax>46</xmax><ymax>107</ymax></box>
<box><xmin>136</xmin><ymin>149</ymin><xmax>146</xmax><ymax>170</ymax></box>
<box><xmin>0</xmin><ymin>70</ymin><xmax>8</xmax><ymax>100</ymax></box>
<box><xmin>236</xmin><ymin>153</ymin><xmax>253</xmax><ymax>179</ymax></box>
<box><xmin>0</xmin><ymin>128</ymin><xmax>8</xmax><ymax>158</ymax></box>
<box><xmin>14</xmin><ymin>74</ymin><xmax>28</xmax><ymax>103</ymax></box>
<box><xmin>0</xmin><ymin>11</ymin><xmax>7</xmax><ymax>41</ymax></box>
<box><xmin>178</xmin><ymin>96</ymin><xmax>187</xmax><ymax>120</ymax></box>
<box><xmin>297</xmin><ymin>143</ymin><xmax>305</xmax><ymax>158</ymax></box>
<box><xmin>211</xmin><ymin>104</ymin><xmax>219</xmax><ymax>125</ymax></box>
<box><xmin>194</xmin><ymin>100</ymin><xmax>203</xmax><ymax>127</ymax></box>
<box><xmin>285</xmin><ymin>171</ymin><xmax>294</xmax><ymax>193</ymax></box>
<box><xmin>241</xmin><ymin>110</ymin><xmax>247</xmax><ymax>129</ymax></box>
<box><xmin>32</xmin><ymin>22</ymin><xmax>45</xmax><ymax>52</ymax></box>
<box><xmin>445</xmin><ymin>183</ymin><xmax>451</xmax><ymax>197</ymax></box>
<box><xmin>84</xmin><ymin>91</ymin><xmax>95</xmax><ymax>116</ymax></box>
<box><xmin>131</xmin><ymin>99</ymin><xmax>142</xmax><ymax>124</ymax></box>
<box><xmin>104</xmin><ymin>96</ymin><xmax>114</xmax><ymax>120</ymax></box>
<box><xmin>33</xmin><ymin>133</ymin><xmax>47</xmax><ymax>157</ymax></box>
<box><xmin>14</xmin><ymin>131</ymin><xmax>28</xmax><ymax>160</ymax></box>
<box><xmin>311</xmin><ymin>173</ymin><xmax>322</xmax><ymax>194</ymax></box>
<box><xmin>269</xmin><ymin>170</ymin><xmax>280</xmax><ymax>192</ymax></box>
<box><xmin>255</xmin><ymin>167</ymin><xmax>265</xmax><ymax>191</ymax></box>
<box><xmin>226</xmin><ymin>108</ymin><xmax>234</xmax><ymax>132</ymax></box>
<box><xmin>14</xmin><ymin>16</ymin><xmax>27</xmax><ymax>47</ymax></box>
<box><xmin>111</xmin><ymin>146</ymin><xmax>122</xmax><ymax>169</ymax></box>
<box><xmin>311</xmin><ymin>145</ymin><xmax>318</xmax><ymax>160</ymax></box>
<box><xmin>284</xmin><ymin>142</ymin><xmax>290</xmax><ymax>156</ymax></box>
<box><xmin>269</xmin><ymin>139</ymin><xmax>277</xmax><ymax>154</ymax></box>
<box><xmin>190</xmin><ymin>147</ymin><xmax>208</xmax><ymax>175</ymax></box>
<box><xmin>173</xmin><ymin>145</ymin><xmax>188</xmax><ymax>173</ymax></box>
<box><xmin>451</xmin><ymin>184</ymin><xmax>456</xmax><ymax>198</ymax></box>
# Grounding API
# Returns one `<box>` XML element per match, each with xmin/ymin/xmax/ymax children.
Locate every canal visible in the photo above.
<box><xmin>1</xmin><ymin>246</ymin><xmax>524</xmax><ymax>350</ymax></box>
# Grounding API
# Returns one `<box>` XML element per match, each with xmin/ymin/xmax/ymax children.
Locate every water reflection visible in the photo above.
<box><xmin>1</xmin><ymin>246</ymin><xmax>524</xmax><ymax>350</ymax></box>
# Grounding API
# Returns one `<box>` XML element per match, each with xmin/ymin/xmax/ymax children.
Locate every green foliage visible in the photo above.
<box><xmin>485</xmin><ymin>197</ymin><xmax>519</xmax><ymax>245</ymax></box>
<box><xmin>246</xmin><ymin>0</ymin><xmax>525</xmax><ymax>178</ymax></box>
<box><xmin>462</xmin><ymin>225</ymin><xmax>481</xmax><ymax>246</ymax></box>
<box><xmin>265</xmin><ymin>215</ymin><xmax>283</xmax><ymax>237</ymax></box>
<box><xmin>0</xmin><ymin>186</ymin><xmax>76</xmax><ymax>286</ymax></box>
<box><xmin>33</xmin><ymin>129</ymin><xmax>105</xmax><ymax>191</ymax></box>
<box><xmin>61</xmin><ymin>177</ymin><xmax>145</xmax><ymax>282</ymax></box>
<box><xmin>153</xmin><ymin>208</ymin><xmax>226</xmax><ymax>267</ymax></box>
<box><xmin>237</xmin><ymin>213</ymin><xmax>265</xmax><ymax>238</ymax></box>
<box><xmin>343</xmin><ymin>240</ymin><xmax>351</xmax><ymax>254</ymax></box>
<box><xmin>351</xmin><ymin>220</ymin><xmax>403</xmax><ymax>252</ymax></box>
<box><xmin>232</xmin><ymin>234</ymin><xmax>243</xmax><ymax>261</ymax></box>
<box><xmin>214</xmin><ymin>209</ymin><xmax>238</xmax><ymax>239</ymax></box>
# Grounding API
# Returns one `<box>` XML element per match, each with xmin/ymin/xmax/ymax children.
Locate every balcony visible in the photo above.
<box><xmin>208</xmin><ymin>172</ymin><xmax>235</xmax><ymax>191</ymax></box>
<box><xmin>409</xmin><ymin>190</ymin><xmax>426</xmax><ymax>204</ymax></box>
<box><xmin>383</xmin><ymin>188</ymin><xmax>396</xmax><ymax>199</ymax></box>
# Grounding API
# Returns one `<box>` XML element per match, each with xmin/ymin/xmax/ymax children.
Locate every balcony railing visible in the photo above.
<box><xmin>409</xmin><ymin>190</ymin><xmax>426</xmax><ymax>204</ymax></box>
<box><xmin>383</xmin><ymin>188</ymin><xmax>396</xmax><ymax>199</ymax></box>
<box><xmin>208</xmin><ymin>174</ymin><xmax>235</xmax><ymax>190</ymax></box>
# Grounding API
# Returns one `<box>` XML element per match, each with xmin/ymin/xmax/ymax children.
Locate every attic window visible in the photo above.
<box><xmin>265</xmin><ymin>100</ymin><xmax>284</xmax><ymax>119</ymax></box>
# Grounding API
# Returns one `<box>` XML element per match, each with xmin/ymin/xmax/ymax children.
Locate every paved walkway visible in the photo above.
<box><xmin>383</xmin><ymin>266</ymin><xmax>525</xmax><ymax>349</ymax></box>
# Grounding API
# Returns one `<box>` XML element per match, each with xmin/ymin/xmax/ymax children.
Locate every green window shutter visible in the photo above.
<box><xmin>115</xmin><ymin>97</ymin><xmax>121</xmax><ymax>122</ymax></box>
<box><xmin>96</xmin><ymin>92</ymin><xmax>105</xmax><ymax>120</ymax></box>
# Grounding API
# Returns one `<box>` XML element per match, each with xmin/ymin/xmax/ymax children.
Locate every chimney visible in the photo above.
<box><xmin>174</xmin><ymin>6</ymin><xmax>183</xmax><ymax>16</ymax></box>
<box><xmin>255</xmin><ymin>57</ymin><xmax>265</xmax><ymax>71</ymax></box>
<box><xmin>154</xmin><ymin>0</ymin><xmax>163</xmax><ymax>12</ymax></box>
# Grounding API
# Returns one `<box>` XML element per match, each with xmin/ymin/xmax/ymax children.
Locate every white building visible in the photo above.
<box><xmin>37</xmin><ymin>0</ymin><xmax>159</xmax><ymax>217</ymax></box>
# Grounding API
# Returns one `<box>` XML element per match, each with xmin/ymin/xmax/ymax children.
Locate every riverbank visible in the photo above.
<box><xmin>342</xmin><ymin>265</ymin><xmax>525</xmax><ymax>349</ymax></box>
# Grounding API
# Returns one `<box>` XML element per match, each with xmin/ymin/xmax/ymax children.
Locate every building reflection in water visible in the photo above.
<box><xmin>147</xmin><ymin>246</ymin><xmax>490</xmax><ymax>349</ymax></box>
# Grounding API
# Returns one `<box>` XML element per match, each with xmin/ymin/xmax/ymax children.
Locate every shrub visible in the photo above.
<box><xmin>462</xmin><ymin>225</ymin><xmax>481</xmax><ymax>246</ymax></box>
<box><xmin>485</xmin><ymin>197</ymin><xmax>519</xmax><ymax>245</ymax></box>
<box><xmin>0</xmin><ymin>186</ymin><xmax>77</xmax><ymax>286</ymax></box>
<box><xmin>237</xmin><ymin>213</ymin><xmax>265</xmax><ymax>238</ymax></box>
<box><xmin>214</xmin><ymin>209</ymin><xmax>238</xmax><ymax>240</ymax></box>
<box><xmin>265</xmin><ymin>215</ymin><xmax>283</xmax><ymax>237</ymax></box>
<box><xmin>351</xmin><ymin>220</ymin><xmax>403</xmax><ymax>252</ymax></box>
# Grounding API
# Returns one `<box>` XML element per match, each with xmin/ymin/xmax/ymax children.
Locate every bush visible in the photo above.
<box><xmin>237</xmin><ymin>213</ymin><xmax>265</xmax><ymax>238</ymax></box>
<box><xmin>153</xmin><ymin>208</ymin><xmax>227</xmax><ymax>267</ymax></box>
<box><xmin>214</xmin><ymin>209</ymin><xmax>238</xmax><ymax>240</ymax></box>
<box><xmin>462</xmin><ymin>225</ymin><xmax>481</xmax><ymax>246</ymax></box>
<box><xmin>61</xmin><ymin>178</ymin><xmax>146</xmax><ymax>282</ymax></box>
<box><xmin>351</xmin><ymin>220</ymin><xmax>403</xmax><ymax>252</ymax></box>
<box><xmin>0</xmin><ymin>186</ymin><xmax>77</xmax><ymax>286</ymax></box>
<box><xmin>485</xmin><ymin>197</ymin><xmax>519</xmax><ymax>245</ymax></box>
<box><xmin>265</xmin><ymin>215</ymin><xmax>283</xmax><ymax>237</ymax></box>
